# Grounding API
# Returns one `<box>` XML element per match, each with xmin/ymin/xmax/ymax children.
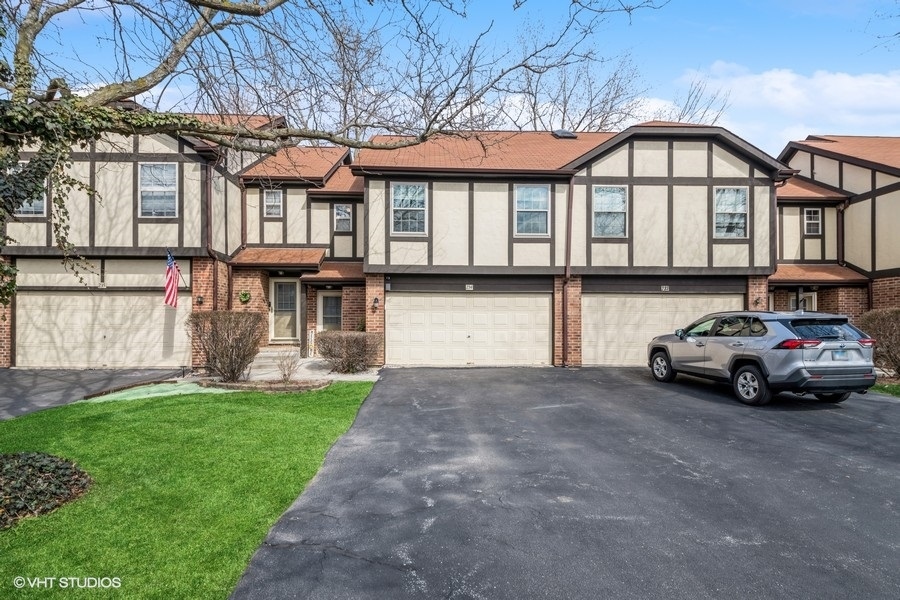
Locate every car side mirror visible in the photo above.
<box><xmin>675</xmin><ymin>328</ymin><xmax>685</xmax><ymax>339</ymax></box>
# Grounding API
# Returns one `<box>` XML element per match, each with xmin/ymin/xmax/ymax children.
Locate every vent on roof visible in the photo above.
<box><xmin>552</xmin><ymin>129</ymin><xmax>578</xmax><ymax>139</ymax></box>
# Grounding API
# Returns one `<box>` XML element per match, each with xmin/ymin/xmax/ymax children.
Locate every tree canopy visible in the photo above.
<box><xmin>1</xmin><ymin>0</ymin><xmax>691</xmax><ymax>306</ymax></box>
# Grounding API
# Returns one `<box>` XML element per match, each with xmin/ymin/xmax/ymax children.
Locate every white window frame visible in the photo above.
<box><xmin>804</xmin><ymin>208</ymin><xmax>821</xmax><ymax>236</ymax></box>
<box><xmin>334</xmin><ymin>203</ymin><xmax>352</xmax><ymax>232</ymax></box>
<box><xmin>514</xmin><ymin>183</ymin><xmax>551</xmax><ymax>237</ymax></box>
<box><xmin>390</xmin><ymin>182</ymin><xmax>427</xmax><ymax>236</ymax></box>
<box><xmin>317</xmin><ymin>290</ymin><xmax>343</xmax><ymax>331</ymax></box>
<box><xmin>713</xmin><ymin>186</ymin><xmax>749</xmax><ymax>239</ymax></box>
<box><xmin>592</xmin><ymin>185</ymin><xmax>628</xmax><ymax>238</ymax></box>
<box><xmin>264</xmin><ymin>189</ymin><xmax>283</xmax><ymax>218</ymax></box>
<box><xmin>139</xmin><ymin>163</ymin><xmax>178</xmax><ymax>218</ymax></box>
<box><xmin>790</xmin><ymin>292</ymin><xmax>817</xmax><ymax>312</ymax></box>
<box><xmin>12</xmin><ymin>162</ymin><xmax>47</xmax><ymax>217</ymax></box>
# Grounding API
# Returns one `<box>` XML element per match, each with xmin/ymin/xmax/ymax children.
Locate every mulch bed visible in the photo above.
<box><xmin>198</xmin><ymin>379</ymin><xmax>332</xmax><ymax>393</ymax></box>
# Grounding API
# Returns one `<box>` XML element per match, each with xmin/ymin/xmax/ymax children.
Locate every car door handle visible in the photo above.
<box><xmin>730</xmin><ymin>342</ymin><xmax>745</xmax><ymax>347</ymax></box>
<box><xmin>695</xmin><ymin>342</ymin><xmax>705</xmax><ymax>347</ymax></box>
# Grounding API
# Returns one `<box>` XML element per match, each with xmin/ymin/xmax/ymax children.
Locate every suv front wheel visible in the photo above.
<box><xmin>733</xmin><ymin>365</ymin><xmax>773</xmax><ymax>406</ymax></box>
<box><xmin>650</xmin><ymin>351</ymin><xmax>676</xmax><ymax>383</ymax></box>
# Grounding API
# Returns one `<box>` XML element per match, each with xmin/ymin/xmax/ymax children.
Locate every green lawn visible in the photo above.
<box><xmin>0</xmin><ymin>382</ymin><xmax>373</xmax><ymax>599</ymax></box>
<box><xmin>873</xmin><ymin>382</ymin><xmax>900</xmax><ymax>397</ymax></box>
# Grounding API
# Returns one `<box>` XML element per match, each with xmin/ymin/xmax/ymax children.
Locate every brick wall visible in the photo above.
<box><xmin>873</xmin><ymin>277</ymin><xmax>900</xmax><ymax>310</ymax></box>
<box><xmin>366</xmin><ymin>274</ymin><xmax>385</xmax><ymax>365</ymax></box>
<box><xmin>835</xmin><ymin>287</ymin><xmax>869</xmax><ymax>323</ymax></box>
<box><xmin>772</xmin><ymin>290</ymin><xmax>792</xmax><ymax>311</ymax></box>
<box><xmin>306</xmin><ymin>286</ymin><xmax>317</xmax><ymax>344</ymax></box>
<box><xmin>553</xmin><ymin>275</ymin><xmax>582</xmax><ymax>367</ymax></box>
<box><xmin>0</xmin><ymin>256</ymin><xmax>10</xmax><ymax>367</ymax></box>
<box><xmin>232</xmin><ymin>269</ymin><xmax>270</xmax><ymax>315</ymax></box>
<box><xmin>817</xmin><ymin>288</ymin><xmax>839</xmax><ymax>314</ymax></box>
<box><xmin>342</xmin><ymin>286</ymin><xmax>366</xmax><ymax>331</ymax></box>
<box><xmin>0</xmin><ymin>298</ymin><xmax>10</xmax><ymax>369</ymax></box>
<box><xmin>190</xmin><ymin>258</ymin><xmax>214</xmax><ymax>367</ymax></box>
<box><xmin>747</xmin><ymin>276</ymin><xmax>768</xmax><ymax>310</ymax></box>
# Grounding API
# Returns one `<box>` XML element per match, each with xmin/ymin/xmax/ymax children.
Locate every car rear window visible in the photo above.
<box><xmin>788</xmin><ymin>319</ymin><xmax>863</xmax><ymax>341</ymax></box>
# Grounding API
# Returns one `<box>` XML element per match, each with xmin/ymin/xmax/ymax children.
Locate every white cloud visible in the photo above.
<box><xmin>682</xmin><ymin>62</ymin><xmax>900</xmax><ymax>156</ymax></box>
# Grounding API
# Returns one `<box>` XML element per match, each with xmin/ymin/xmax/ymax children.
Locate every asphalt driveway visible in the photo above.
<box><xmin>0</xmin><ymin>368</ymin><xmax>183</xmax><ymax>420</ymax></box>
<box><xmin>232</xmin><ymin>367</ymin><xmax>900</xmax><ymax>600</ymax></box>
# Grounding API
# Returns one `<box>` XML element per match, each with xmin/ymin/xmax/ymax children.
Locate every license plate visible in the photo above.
<box><xmin>832</xmin><ymin>350</ymin><xmax>848</xmax><ymax>361</ymax></box>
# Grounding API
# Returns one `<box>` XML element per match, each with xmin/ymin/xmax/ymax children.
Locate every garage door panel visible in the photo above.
<box><xmin>385</xmin><ymin>293</ymin><xmax>551</xmax><ymax>366</ymax></box>
<box><xmin>583</xmin><ymin>293</ymin><xmax>744</xmax><ymax>366</ymax></box>
<box><xmin>16</xmin><ymin>291</ymin><xmax>192</xmax><ymax>368</ymax></box>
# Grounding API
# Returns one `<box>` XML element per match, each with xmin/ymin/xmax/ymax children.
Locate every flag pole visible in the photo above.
<box><xmin>167</xmin><ymin>247</ymin><xmax>190</xmax><ymax>288</ymax></box>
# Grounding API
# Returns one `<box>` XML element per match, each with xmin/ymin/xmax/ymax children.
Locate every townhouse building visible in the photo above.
<box><xmin>2</xmin><ymin>123</ymin><xmax>897</xmax><ymax>370</ymax></box>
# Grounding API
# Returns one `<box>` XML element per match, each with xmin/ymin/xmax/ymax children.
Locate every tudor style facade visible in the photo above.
<box><xmin>357</xmin><ymin>124</ymin><xmax>792</xmax><ymax>367</ymax></box>
<box><xmin>10</xmin><ymin>122</ymin><xmax>896</xmax><ymax>371</ymax></box>
<box><xmin>771</xmin><ymin>136</ymin><xmax>900</xmax><ymax>321</ymax></box>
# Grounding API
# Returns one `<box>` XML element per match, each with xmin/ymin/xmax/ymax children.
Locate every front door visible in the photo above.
<box><xmin>272</xmin><ymin>280</ymin><xmax>298</xmax><ymax>340</ymax></box>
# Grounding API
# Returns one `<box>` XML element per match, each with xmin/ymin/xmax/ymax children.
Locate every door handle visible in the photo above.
<box><xmin>695</xmin><ymin>342</ymin><xmax>705</xmax><ymax>347</ymax></box>
<box><xmin>730</xmin><ymin>342</ymin><xmax>745</xmax><ymax>347</ymax></box>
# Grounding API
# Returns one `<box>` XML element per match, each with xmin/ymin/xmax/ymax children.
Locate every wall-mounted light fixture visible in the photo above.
<box><xmin>372</xmin><ymin>296</ymin><xmax>380</xmax><ymax>310</ymax></box>
<box><xmin>196</xmin><ymin>295</ymin><xmax>204</xmax><ymax>305</ymax></box>
<box><xmin>752</xmin><ymin>296</ymin><xmax>763</xmax><ymax>307</ymax></box>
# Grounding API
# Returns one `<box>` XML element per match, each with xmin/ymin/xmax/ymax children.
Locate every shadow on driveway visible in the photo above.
<box><xmin>0</xmin><ymin>369</ymin><xmax>183</xmax><ymax>420</ymax></box>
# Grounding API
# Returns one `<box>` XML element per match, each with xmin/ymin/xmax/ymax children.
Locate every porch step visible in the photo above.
<box><xmin>247</xmin><ymin>346</ymin><xmax>307</xmax><ymax>379</ymax></box>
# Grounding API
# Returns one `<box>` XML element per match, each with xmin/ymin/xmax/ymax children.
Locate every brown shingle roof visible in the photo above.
<box><xmin>187</xmin><ymin>113</ymin><xmax>285</xmax><ymax>130</ymax></box>
<box><xmin>241</xmin><ymin>147</ymin><xmax>348</xmax><ymax>181</ymax></box>
<box><xmin>301</xmin><ymin>261</ymin><xmax>364</xmax><ymax>282</ymax></box>
<box><xmin>308</xmin><ymin>165</ymin><xmax>363</xmax><ymax>196</ymax></box>
<box><xmin>231</xmin><ymin>248</ymin><xmax>325</xmax><ymax>268</ymax></box>
<box><xmin>776</xmin><ymin>178</ymin><xmax>848</xmax><ymax>202</ymax></box>
<box><xmin>770</xmin><ymin>264</ymin><xmax>869</xmax><ymax>284</ymax></box>
<box><xmin>356</xmin><ymin>131</ymin><xmax>616</xmax><ymax>172</ymax></box>
<box><xmin>791</xmin><ymin>135</ymin><xmax>900</xmax><ymax>171</ymax></box>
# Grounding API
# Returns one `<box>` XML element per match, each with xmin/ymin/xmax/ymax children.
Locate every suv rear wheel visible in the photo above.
<box><xmin>814</xmin><ymin>392</ymin><xmax>851</xmax><ymax>403</ymax></box>
<box><xmin>733</xmin><ymin>365</ymin><xmax>773</xmax><ymax>406</ymax></box>
<box><xmin>650</xmin><ymin>351</ymin><xmax>676</xmax><ymax>383</ymax></box>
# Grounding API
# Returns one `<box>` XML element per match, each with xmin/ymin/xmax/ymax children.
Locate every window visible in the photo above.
<box><xmin>515</xmin><ymin>184</ymin><xmax>550</xmax><ymax>235</ymax></box>
<box><xmin>790</xmin><ymin>293</ymin><xmax>817</xmax><ymax>312</ymax></box>
<box><xmin>593</xmin><ymin>186</ymin><xmax>627</xmax><ymax>237</ymax></box>
<box><xmin>685</xmin><ymin>318</ymin><xmax>716</xmax><ymax>337</ymax></box>
<box><xmin>391</xmin><ymin>183</ymin><xmax>426</xmax><ymax>234</ymax></box>
<box><xmin>334</xmin><ymin>203</ymin><xmax>352</xmax><ymax>232</ymax></box>
<box><xmin>264</xmin><ymin>189</ymin><xmax>283</xmax><ymax>217</ymax></box>
<box><xmin>804</xmin><ymin>208</ymin><xmax>821</xmax><ymax>235</ymax></box>
<box><xmin>320</xmin><ymin>294</ymin><xmax>342</xmax><ymax>331</ymax></box>
<box><xmin>713</xmin><ymin>316</ymin><xmax>766</xmax><ymax>337</ymax></box>
<box><xmin>714</xmin><ymin>187</ymin><xmax>748</xmax><ymax>238</ymax></box>
<box><xmin>140</xmin><ymin>163</ymin><xmax>177</xmax><ymax>217</ymax></box>
<box><xmin>11</xmin><ymin>162</ymin><xmax>46</xmax><ymax>217</ymax></box>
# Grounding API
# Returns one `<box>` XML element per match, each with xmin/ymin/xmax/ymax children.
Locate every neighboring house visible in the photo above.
<box><xmin>2</xmin><ymin>120</ymin><xmax>812</xmax><ymax>369</ymax></box>
<box><xmin>772</xmin><ymin>136</ymin><xmax>900</xmax><ymax>321</ymax></box>
<box><xmin>0</xmin><ymin>115</ymin><xmax>358</xmax><ymax>368</ymax></box>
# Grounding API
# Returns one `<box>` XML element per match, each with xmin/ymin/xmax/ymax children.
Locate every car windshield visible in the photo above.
<box><xmin>789</xmin><ymin>319</ymin><xmax>863</xmax><ymax>341</ymax></box>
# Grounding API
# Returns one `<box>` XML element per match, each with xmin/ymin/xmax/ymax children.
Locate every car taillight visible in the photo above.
<box><xmin>858</xmin><ymin>338</ymin><xmax>877</xmax><ymax>348</ymax></box>
<box><xmin>775</xmin><ymin>339</ymin><xmax>822</xmax><ymax>350</ymax></box>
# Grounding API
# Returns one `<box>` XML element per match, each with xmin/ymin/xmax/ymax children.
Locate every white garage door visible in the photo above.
<box><xmin>16</xmin><ymin>291</ymin><xmax>192</xmax><ymax>368</ymax></box>
<box><xmin>386</xmin><ymin>293</ymin><xmax>551</xmax><ymax>366</ymax></box>
<box><xmin>582</xmin><ymin>293</ymin><xmax>745</xmax><ymax>366</ymax></box>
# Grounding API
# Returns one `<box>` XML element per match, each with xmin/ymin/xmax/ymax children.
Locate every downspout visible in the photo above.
<box><xmin>563</xmin><ymin>174</ymin><xmax>575</xmax><ymax>367</ymax></box>
<box><xmin>205</xmin><ymin>161</ymin><xmax>219</xmax><ymax>311</ymax></box>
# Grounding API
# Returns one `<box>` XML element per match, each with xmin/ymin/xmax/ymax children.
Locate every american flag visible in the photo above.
<box><xmin>164</xmin><ymin>250</ymin><xmax>180</xmax><ymax>308</ymax></box>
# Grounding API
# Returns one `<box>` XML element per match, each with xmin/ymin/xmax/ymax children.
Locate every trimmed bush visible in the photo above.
<box><xmin>1</xmin><ymin>452</ymin><xmax>92</xmax><ymax>529</ymax></box>
<box><xmin>187</xmin><ymin>311</ymin><xmax>266</xmax><ymax>382</ymax></box>
<box><xmin>858</xmin><ymin>308</ymin><xmax>900</xmax><ymax>375</ymax></box>
<box><xmin>316</xmin><ymin>331</ymin><xmax>382</xmax><ymax>373</ymax></box>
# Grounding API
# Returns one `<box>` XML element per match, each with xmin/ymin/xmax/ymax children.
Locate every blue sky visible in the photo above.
<box><xmin>30</xmin><ymin>0</ymin><xmax>900</xmax><ymax>157</ymax></box>
<box><xmin>464</xmin><ymin>0</ymin><xmax>900</xmax><ymax>155</ymax></box>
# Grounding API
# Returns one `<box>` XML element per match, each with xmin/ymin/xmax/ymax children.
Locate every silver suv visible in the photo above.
<box><xmin>647</xmin><ymin>311</ymin><xmax>877</xmax><ymax>405</ymax></box>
